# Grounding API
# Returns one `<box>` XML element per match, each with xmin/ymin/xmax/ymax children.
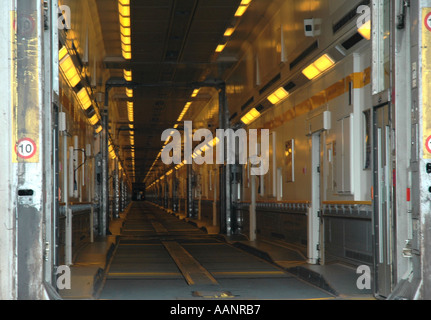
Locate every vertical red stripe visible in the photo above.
<box><xmin>407</xmin><ymin>188</ymin><xmax>411</xmax><ymax>202</ymax></box>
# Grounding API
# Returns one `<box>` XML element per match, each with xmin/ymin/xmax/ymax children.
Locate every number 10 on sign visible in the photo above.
<box><xmin>15</xmin><ymin>138</ymin><xmax>37</xmax><ymax>160</ymax></box>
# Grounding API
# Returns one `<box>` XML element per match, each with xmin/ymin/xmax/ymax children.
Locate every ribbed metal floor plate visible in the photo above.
<box><xmin>98</xmin><ymin>202</ymin><xmax>334</xmax><ymax>300</ymax></box>
<box><xmin>162</xmin><ymin>241</ymin><xmax>218</xmax><ymax>286</ymax></box>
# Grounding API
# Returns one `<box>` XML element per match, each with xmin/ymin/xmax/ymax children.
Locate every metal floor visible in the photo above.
<box><xmin>96</xmin><ymin>202</ymin><xmax>335</xmax><ymax>300</ymax></box>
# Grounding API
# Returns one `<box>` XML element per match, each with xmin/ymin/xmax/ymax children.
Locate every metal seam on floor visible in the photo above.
<box><xmin>162</xmin><ymin>241</ymin><xmax>219</xmax><ymax>286</ymax></box>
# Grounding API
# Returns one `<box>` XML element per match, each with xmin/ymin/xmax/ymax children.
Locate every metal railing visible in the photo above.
<box><xmin>58</xmin><ymin>203</ymin><xmax>98</xmax><ymax>265</ymax></box>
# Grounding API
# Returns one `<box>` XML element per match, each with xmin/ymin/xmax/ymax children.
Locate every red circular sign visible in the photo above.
<box><xmin>426</xmin><ymin>136</ymin><xmax>431</xmax><ymax>154</ymax></box>
<box><xmin>425</xmin><ymin>13</ymin><xmax>431</xmax><ymax>32</ymax></box>
<box><xmin>15</xmin><ymin>138</ymin><xmax>37</xmax><ymax>160</ymax></box>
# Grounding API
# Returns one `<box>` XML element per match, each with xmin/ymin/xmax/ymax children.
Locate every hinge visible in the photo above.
<box><xmin>317</xmin><ymin>166</ymin><xmax>320</xmax><ymax>173</ymax></box>
<box><xmin>316</xmin><ymin>244</ymin><xmax>320</xmax><ymax>251</ymax></box>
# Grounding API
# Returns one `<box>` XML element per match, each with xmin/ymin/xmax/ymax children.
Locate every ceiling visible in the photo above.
<box><xmin>96</xmin><ymin>0</ymin><xmax>272</xmax><ymax>184</ymax></box>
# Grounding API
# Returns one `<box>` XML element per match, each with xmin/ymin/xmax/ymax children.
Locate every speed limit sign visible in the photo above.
<box><xmin>15</xmin><ymin>138</ymin><xmax>37</xmax><ymax>160</ymax></box>
<box><xmin>426</xmin><ymin>136</ymin><xmax>431</xmax><ymax>155</ymax></box>
<box><xmin>425</xmin><ymin>12</ymin><xmax>431</xmax><ymax>32</ymax></box>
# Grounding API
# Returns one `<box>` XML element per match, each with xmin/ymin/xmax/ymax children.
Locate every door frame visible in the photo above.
<box><xmin>372</xmin><ymin>92</ymin><xmax>396</xmax><ymax>298</ymax></box>
<box><xmin>309</xmin><ymin>132</ymin><xmax>322</xmax><ymax>265</ymax></box>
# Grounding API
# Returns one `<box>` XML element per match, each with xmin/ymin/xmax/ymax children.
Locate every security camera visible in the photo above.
<box><xmin>304</xmin><ymin>18</ymin><xmax>321</xmax><ymax>37</ymax></box>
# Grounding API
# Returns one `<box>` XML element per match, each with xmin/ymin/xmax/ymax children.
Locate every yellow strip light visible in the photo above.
<box><xmin>175</xmin><ymin>161</ymin><xmax>185</xmax><ymax>170</ymax></box>
<box><xmin>224</xmin><ymin>27</ymin><xmax>235</xmax><ymax>37</ymax></box>
<box><xmin>59</xmin><ymin>47</ymin><xmax>81</xmax><ymax>88</ymax></box>
<box><xmin>302</xmin><ymin>54</ymin><xmax>335</xmax><ymax>80</ymax></box>
<box><xmin>109</xmin><ymin>143</ymin><xmax>117</xmax><ymax>159</ymax></box>
<box><xmin>89</xmin><ymin>113</ymin><xmax>100</xmax><ymax>126</ymax></box>
<box><xmin>191</xmin><ymin>89</ymin><xmax>200</xmax><ymax>97</ymax></box>
<box><xmin>177</xmin><ymin>102</ymin><xmax>192</xmax><ymax>122</ymax></box>
<box><xmin>267</xmin><ymin>87</ymin><xmax>289</xmax><ymax>105</ymax></box>
<box><xmin>241</xmin><ymin>108</ymin><xmax>261</xmax><ymax>125</ymax></box>
<box><xmin>126</xmin><ymin>88</ymin><xmax>133</xmax><ymax>98</ymax></box>
<box><xmin>127</xmin><ymin>101</ymin><xmax>134</xmax><ymax>122</ymax></box>
<box><xmin>118</xmin><ymin>0</ymin><xmax>132</xmax><ymax>60</ymax></box>
<box><xmin>235</xmin><ymin>0</ymin><xmax>252</xmax><ymax>17</ymax></box>
<box><xmin>76</xmin><ymin>88</ymin><xmax>92</xmax><ymax>110</ymax></box>
<box><xmin>95</xmin><ymin>125</ymin><xmax>103</xmax><ymax>134</ymax></box>
<box><xmin>215</xmin><ymin>44</ymin><xmax>226</xmax><ymax>53</ymax></box>
<box><xmin>358</xmin><ymin>20</ymin><xmax>371</xmax><ymax>40</ymax></box>
<box><xmin>124</xmin><ymin>69</ymin><xmax>132</xmax><ymax>81</ymax></box>
<box><xmin>209</xmin><ymin>137</ymin><xmax>220</xmax><ymax>148</ymax></box>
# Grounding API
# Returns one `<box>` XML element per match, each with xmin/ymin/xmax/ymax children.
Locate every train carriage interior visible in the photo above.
<box><xmin>1</xmin><ymin>0</ymin><xmax>430</xmax><ymax>303</ymax></box>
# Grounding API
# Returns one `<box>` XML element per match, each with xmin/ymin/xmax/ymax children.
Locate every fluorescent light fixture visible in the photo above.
<box><xmin>210</xmin><ymin>137</ymin><xmax>220</xmax><ymax>147</ymax></box>
<box><xmin>126</xmin><ymin>88</ymin><xmax>133</xmax><ymax>98</ymax></box>
<box><xmin>302</xmin><ymin>64</ymin><xmax>320</xmax><ymax>80</ymax></box>
<box><xmin>358</xmin><ymin>19</ymin><xmax>371</xmax><ymax>40</ymax></box>
<box><xmin>59</xmin><ymin>46</ymin><xmax>68</xmax><ymax>61</ymax></box>
<box><xmin>120</xmin><ymin>25</ymin><xmax>131</xmax><ymax>37</ymax></box>
<box><xmin>119</xmin><ymin>15</ymin><xmax>130</xmax><ymax>28</ymax></box>
<box><xmin>191</xmin><ymin>89</ymin><xmax>200</xmax><ymax>97</ymax></box>
<box><xmin>177</xmin><ymin>102</ymin><xmax>192</xmax><ymax>122</ymax></box>
<box><xmin>121</xmin><ymin>34</ymin><xmax>131</xmax><ymax>45</ymax></box>
<box><xmin>241</xmin><ymin>108</ymin><xmax>261</xmax><ymax>125</ymax></box>
<box><xmin>240</xmin><ymin>0</ymin><xmax>252</xmax><ymax>5</ymax></box>
<box><xmin>76</xmin><ymin>88</ymin><xmax>92</xmax><ymax>110</ymax></box>
<box><xmin>59</xmin><ymin>47</ymin><xmax>81</xmax><ymax>88</ymax></box>
<box><xmin>235</xmin><ymin>5</ymin><xmax>248</xmax><ymax>17</ymax></box>
<box><xmin>224</xmin><ymin>27</ymin><xmax>235</xmax><ymax>37</ymax></box>
<box><xmin>109</xmin><ymin>143</ymin><xmax>117</xmax><ymax>159</ymax></box>
<box><xmin>267</xmin><ymin>87</ymin><xmax>289</xmax><ymax>105</ymax></box>
<box><xmin>127</xmin><ymin>101</ymin><xmax>134</xmax><ymax>122</ymax></box>
<box><xmin>89</xmin><ymin>113</ymin><xmax>99</xmax><ymax>126</ymax></box>
<box><xmin>302</xmin><ymin>54</ymin><xmax>335</xmax><ymax>80</ymax></box>
<box><xmin>118</xmin><ymin>0</ymin><xmax>132</xmax><ymax>60</ymax></box>
<box><xmin>95</xmin><ymin>125</ymin><xmax>103</xmax><ymax>134</ymax></box>
<box><xmin>122</xmin><ymin>51</ymin><xmax>132</xmax><ymax>60</ymax></box>
<box><xmin>122</xmin><ymin>43</ymin><xmax>132</xmax><ymax>52</ymax></box>
<box><xmin>118</xmin><ymin>1</ymin><xmax>130</xmax><ymax>17</ymax></box>
<box><xmin>215</xmin><ymin>44</ymin><xmax>226</xmax><ymax>53</ymax></box>
<box><xmin>124</xmin><ymin>69</ymin><xmax>132</xmax><ymax>81</ymax></box>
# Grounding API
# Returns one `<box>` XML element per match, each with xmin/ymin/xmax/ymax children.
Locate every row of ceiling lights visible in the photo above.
<box><xmin>59</xmin><ymin>46</ymin><xmax>103</xmax><ymax>134</ymax></box>
<box><xmin>118</xmin><ymin>0</ymin><xmax>135</xmax><ymax>178</ymax></box>
<box><xmin>216</xmin><ymin>0</ymin><xmax>252</xmax><ymax>53</ymax></box>
<box><xmin>240</xmin><ymin>53</ymin><xmax>336</xmax><ymax>125</ymax></box>
<box><xmin>146</xmin><ymin>1</ymin><xmax>253</xmax><ymax>185</ymax></box>
<box><xmin>146</xmin><ymin>136</ymin><xmax>220</xmax><ymax>189</ymax></box>
<box><xmin>58</xmin><ymin>14</ymin><xmax>135</xmax><ymax>185</ymax></box>
<box><xmin>145</xmin><ymin>1</ymin><xmax>371</xmax><ymax>186</ymax></box>
<box><xmin>119</xmin><ymin>0</ymin><xmax>132</xmax><ymax>60</ymax></box>
<box><xmin>236</xmin><ymin>6</ymin><xmax>372</xmax><ymax>127</ymax></box>
<box><xmin>144</xmin><ymin>88</ymin><xmax>200</xmax><ymax>184</ymax></box>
